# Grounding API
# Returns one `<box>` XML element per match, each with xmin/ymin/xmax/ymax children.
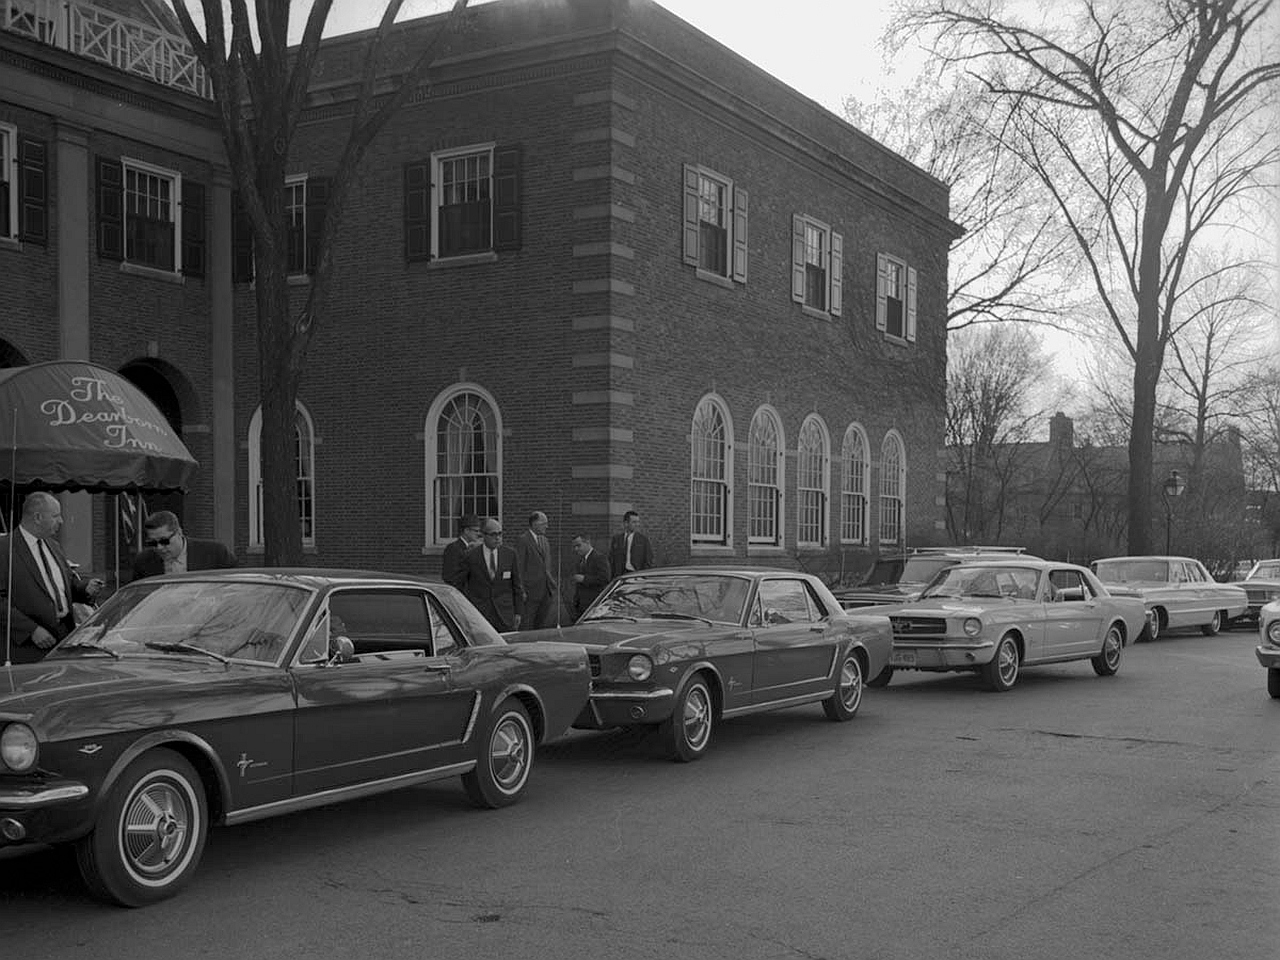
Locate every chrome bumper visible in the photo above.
<box><xmin>0</xmin><ymin>782</ymin><xmax>90</xmax><ymax>809</ymax></box>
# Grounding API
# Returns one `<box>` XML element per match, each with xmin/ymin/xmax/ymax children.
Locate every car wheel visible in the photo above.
<box><xmin>866</xmin><ymin>665</ymin><xmax>894</xmax><ymax>688</ymax></box>
<box><xmin>462</xmin><ymin>699</ymin><xmax>535</xmax><ymax>809</ymax></box>
<box><xmin>822</xmin><ymin>651</ymin><xmax>864</xmax><ymax>721</ymax></box>
<box><xmin>661</xmin><ymin>674</ymin><xmax>714</xmax><ymax>762</ymax></box>
<box><xmin>1091</xmin><ymin>623</ymin><xmax>1124</xmax><ymax>676</ymax></box>
<box><xmin>1145</xmin><ymin>608</ymin><xmax>1165</xmax><ymax>642</ymax></box>
<box><xmin>982</xmin><ymin>634</ymin><xmax>1020</xmax><ymax>692</ymax></box>
<box><xmin>1200</xmin><ymin>611</ymin><xmax>1222</xmax><ymax>636</ymax></box>
<box><xmin>1268</xmin><ymin>668</ymin><xmax>1280</xmax><ymax>699</ymax></box>
<box><xmin>75</xmin><ymin>748</ymin><xmax>208</xmax><ymax>907</ymax></box>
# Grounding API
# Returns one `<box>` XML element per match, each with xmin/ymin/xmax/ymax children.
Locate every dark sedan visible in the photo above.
<box><xmin>511</xmin><ymin>567</ymin><xmax>893</xmax><ymax>762</ymax></box>
<box><xmin>0</xmin><ymin>570</ymin><xmax>590</xmax><ymax>907</ymax></box>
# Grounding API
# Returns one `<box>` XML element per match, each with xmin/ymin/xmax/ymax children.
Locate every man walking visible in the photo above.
<box><xmin>515</xmin><ymin>510</ymin><xmax>558</xmax><ymax>629</ymax></box>
<box><xmin>441</xmin><ymin>513</ymin><xmax>480</xmax><ymax>586</ymax></box>
<box><xmin>609</xmin><ymin>510</ymin><xmax>654</xmax><ymax>579</ymax></box>
<box><xmin>571</xmin><ymin>533</ymin><xmax>611</xmax><ymax>619</ymax></box>
<box><xmin>457</xmin><ymin>518</ymin><xmax>523</xmax><ymax>632</ymax></box>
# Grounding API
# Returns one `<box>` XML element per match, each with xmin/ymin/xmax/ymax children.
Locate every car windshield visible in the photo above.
<box><xmin>1250</xmin><ymin>562</ymin><xmax>1280</xmax><ymax>580</ymax></box>
<box><xmin>858</xmin><ymin>559</ymin><xmax>903</xmax><ymax>586</ymax></box>
<box><xmin>899</xmin><ymin>557</ymin><xmax>959</xmax><ymax>583</ymax></box>
<box><xmin>582</xmin><ymin>574</ymin><xmax>752</xmax><ymax>626</ymax></box>
<box><xmin>919</xmin><ymin>565</ymin><xmax>1041</xmax><ymax>601</ymax></box>
<box><xmin>50</xmin><ymin>580</ymin><xmax>313</xmax><ymax>665</ymax></box>
<box><xmin>1094</xmin><ymin>560</ymin><xmax>1168</xmax><ymax>583</ymax></box>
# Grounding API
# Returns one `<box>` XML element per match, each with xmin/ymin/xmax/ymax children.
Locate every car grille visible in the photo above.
<box><xmin>1245</xmin><ymin>587</ymin><xmax>1272</xmax><ymax>604</ymax></box>
<box><xmin>889</xmin><ymin>616</ymin><xmax>948</xmax><ymax>638</ymax></box>
<box><xmin>588</xmin><ymin>654</ymin><xmax>601</xmax><ymax>678</ymax></box>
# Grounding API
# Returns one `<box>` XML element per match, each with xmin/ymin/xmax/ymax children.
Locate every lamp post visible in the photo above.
<box><xmin>1161</xmin><ymin>470</ymin><xmax>1187</xmax><ymax>554</ymax></box>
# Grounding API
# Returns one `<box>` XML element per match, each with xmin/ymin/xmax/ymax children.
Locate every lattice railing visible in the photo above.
<box><xmin>3</xmin><ymin>0</ymin><xmax>211</xmax><ymax>98</ymax></box>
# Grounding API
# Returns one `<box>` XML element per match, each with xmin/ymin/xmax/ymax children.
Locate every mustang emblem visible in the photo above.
<box><xmin>236</xmin><ymin>753</ymin><xmax>253</xmax><ymax>778</ymax></box>
<box><xmin>78</xmin><ymin>743</ymin><xmax>102</xmax><ymax>755</ymax></box>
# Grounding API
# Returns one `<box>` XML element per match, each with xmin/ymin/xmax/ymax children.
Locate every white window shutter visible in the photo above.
<box><xmin>791</xmin><ymin>215</ymin><xmax>806</xmax><ymax>303</ymax></box>
<box><xmin>875</xmin><ymin>253</ymin><xmax>888</xmax><ymax>332</ymax></box>
<box><xmin>732</xmin><ymin>186</ymin><xmax>749</xmax><ymax>282</ymax></box>
<box><xmin>830</xmin><ymin>231</ymin><xmax>843</xmax><ymax>316</ymax></box>
<box><xmin>906</xmin><ymin>265</ymin><xmax>918</xmax><ymax>342</ymax></box>
<box><xmin>682</xmin><ymin>164</ymin><xmax>699</xmax><ymax>266</ymax></box>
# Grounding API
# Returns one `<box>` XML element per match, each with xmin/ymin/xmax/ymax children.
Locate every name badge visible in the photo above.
<box><xmin>502</xmin><ymin>570</ymin><xmax>511</xmax><ymax>579</ymax></box>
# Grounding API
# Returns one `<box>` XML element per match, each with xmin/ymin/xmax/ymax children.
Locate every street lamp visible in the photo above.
<box><xmin>1162</xmin><ymin>470</ymin><xmax>1187</xmax><ymax>554</ymax></box>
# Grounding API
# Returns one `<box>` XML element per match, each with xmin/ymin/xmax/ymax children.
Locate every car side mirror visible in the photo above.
<box><xmin>329</xmin><ymin>635</ymin><xmax>356</xmax><ymax>664</ymax></box>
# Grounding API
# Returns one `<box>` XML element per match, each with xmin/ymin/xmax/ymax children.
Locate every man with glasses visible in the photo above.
<box><xmin>441</xmin><ymin>513</ymin><xmax>481</xmax><ymax>586</ymax></box>
<box><xmin>455</xmin><ymin>518</ymin><xmax>523</xmax><ymax>632</ymax></box>
<box><xmin>130</xmin><ymin>510</ymin><xmax>237</xmax><ymax>582</ymax></box>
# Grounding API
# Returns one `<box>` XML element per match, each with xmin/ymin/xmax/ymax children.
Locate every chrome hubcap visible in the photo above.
<box><xmin>840</xmin><ymin>659</ymin><xmax>863</xmax><ymax>710</ymax></box>
<box><xmin>683</xmin><ymin>686</ymin><xmax>712</xmax><ymax>750</ymax></box>
<box><xmin>490</xmin><ymin>716</ymin><xmax>530</xmax><ymax>792</ymax></box>
<box><xmin>997</xmin><ymin>640</ymin><xmax>1018</xmax><ymax>684</ymax></box>
<box><xmin>121</xmin><ymin>780</ymin><xmax>190</xmax><ymax>878</ymax></box>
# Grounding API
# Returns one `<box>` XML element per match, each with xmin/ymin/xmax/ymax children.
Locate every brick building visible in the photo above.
<box><xmin>3</xmin><ymin>0</ymin><xmax>959</xmax><ymax>585</ymax></box>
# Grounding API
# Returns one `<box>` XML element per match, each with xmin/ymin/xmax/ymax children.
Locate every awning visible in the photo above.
<box><xmin>0</xmin><ymin>361</ymin><xmax>198</xmax><ymax>492</ymax></box>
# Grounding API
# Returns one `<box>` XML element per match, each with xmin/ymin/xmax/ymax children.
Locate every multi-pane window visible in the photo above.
<box><xmin>248</xmin><ymin>404</ymin><xmax>317</xmax><ymax>549</ymax></box>
<box><xmin>682</xmin><ymin>163</ymin><xmax>747</xmax><ymax>283</ymax></box>
<box><xmin>285</xmin><ymin>176</ymin><xmax>307</xmax><ymax>275</ymax></box>
<box><xmin>437</xmin><ymin>147</ymin><xmax>492</xmax><ymax>258</ymax></box>
<box><xmin>691</xmin><ymin>397</ymin><xmax>731</xmax><ymax>544</ymax></box>
<box><xmin>124</xmin><ymin>162</ymin><xmax>176</xmax><ymax>271</ymax></box>
<box><xmin>840</xmin><ymin>424</ymin><xmax>869</xmax><ymax>544</ymax></box>
<box><xmin>747</xmin><ymin>408</ymin><xmax>783</xmax><ymax>545</ymax></box>
<box><xmin>796</xmin><ymin>416</ymin><xmax>829</xmax><ymax>547</ymax></box>
<box><xmin>0</xmin><ymin>124</ymin><xmax>13</xmax><ymax>239</ymax></box>
<box><xmin>877</xmin><ymin>253</ymin><xmax>917</xmax><ymax>341</ymax></box>
<box><xmin>791</xmin><ymin>215</ymin><xmax>842</xmax><ymax>316</ymax></box>
<box><xmin>432</xmin><ymin>390</ymin><xmax>500</xmax><ymax>543</ymax></box>
<box><xmin>803</xmin><ymin>222</ymin><xmax>826</xmax><ymax>309</ymax></box>
<box><xmin>879</xmin><ymin>432</ymin><xmax>906</xmax><ymax>546</ymax></box>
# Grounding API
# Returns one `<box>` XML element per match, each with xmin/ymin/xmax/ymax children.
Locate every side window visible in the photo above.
<box><xmin>757</xmin><ymin>580</ymin><xmax>817</xmax><ymax>625</ymax></box>
<box><xmin>1049</xmin><ymin>570</ymin><xmax>1094</xmax><ymax>602</ymax></box>
<box><xmin>427</xmin><ymin>594</ymin><xmax>463</xmax><ymax>655</ymax></box>
<box><xmin>328</xmin><ymin>590</ymin><xmax>432</xmax><ymax>656</ymax></box>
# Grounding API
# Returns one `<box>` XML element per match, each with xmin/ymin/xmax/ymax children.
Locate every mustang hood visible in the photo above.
<box><xmin>887</xmin><ymin>598</ymin><xmax>1021</xmax><ymax>618</ymax></box>
<box><xmin>506</xmin><ymin>620</ymin><xmax>707</xmax><ymax>649</ymax></box>
<box><xmin>0</xmin><ymin>657</ymin><xmax>227</xmax><ymax>720</ymax></box>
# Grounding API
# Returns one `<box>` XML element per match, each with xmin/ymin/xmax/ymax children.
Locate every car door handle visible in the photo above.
<box><xmin>808</xmin><ymin>625</ymin><xmax>827</xmax><ymax>633</ymax></box>
<box><xmin>423</xmin><ymin>661</ymin><xmax>451</xmax><ymax>673</ymax></box>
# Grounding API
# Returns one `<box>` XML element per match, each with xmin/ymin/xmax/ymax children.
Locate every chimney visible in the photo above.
<box><xmin>1049</xmin><ymin>412</ymin><xmax>1074</xmax><ymax>450</ymax></box>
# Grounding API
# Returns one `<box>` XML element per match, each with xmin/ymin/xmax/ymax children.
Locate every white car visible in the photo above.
<box><xmin>1091</xmin><ymin>555</ymin><xmax>1247</xmax><ymax>641</ymax></box>
<box><xmin>1257</xmin><ymin>600</ymin><xmax>1280</xmax><ymax>698</ymax></box>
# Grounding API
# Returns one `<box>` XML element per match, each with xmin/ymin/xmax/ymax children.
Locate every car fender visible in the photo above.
<box><xmin>96</xmin><ymin>729</ymin><xmax>232</xmax><ymax>820</ymax></box>
<box><xmin>668</xmin><ymin>660</ymin><xmax>724</xmax><ymax>711</ymax></box>
<box><xmin>487</xmin><ymin>682</ymin><xmax>549</xmax><ymax>742</ymax></box>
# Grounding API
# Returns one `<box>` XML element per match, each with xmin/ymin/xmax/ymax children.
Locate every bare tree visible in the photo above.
<box><xmin>897</xmin><ymin>0</ymin><xmax>1280</xmax><ymax>553</ymax></box>
<box><xmin>171</xmin><ymin>0</ymin><xmax>470</xmax><ymax>563</ymax></box>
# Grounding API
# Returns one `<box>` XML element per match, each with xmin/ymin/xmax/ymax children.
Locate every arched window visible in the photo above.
<box><xmin>747</xmin><ymin>406</ymin><xmax>784</xmax><ymax>545</ymax></box>
<box><xmin>796</xmin><ymin>415</ymin><xmax>829</xmax><ymax>547</ymax></box>
<box><xmin>840</xmin><ymin>423</ymin><xmax>869</xmax><ymax>544</ymax></box>
<box><xmin>879</xmin><ymin>431</ymin><xmax>906</xmax><ymax>546</ymax></box>
<box><xmin>426</xmin><ymin>386</ymin><xmax>501</xmax><ymax>545</ymax></box>
<box><xmin>247</xmin><ymin>402</ymin><xmax>316</xmax><ymax>549</ymax></box>
<box><xmin>691</xmin><ymin>395</ymin><xmax>732</xmax><ymax>544</ymax></box>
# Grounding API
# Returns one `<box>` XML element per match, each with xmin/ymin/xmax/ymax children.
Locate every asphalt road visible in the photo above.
<box><xmin>2</xmin><ymin>627</ymin><xmax>1276</xmax><ymax>960</ymax></box>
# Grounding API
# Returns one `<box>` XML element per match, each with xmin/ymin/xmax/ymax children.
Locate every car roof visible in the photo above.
<box><xmin>1093</xmin><ymin>556</ymin><xmax>1197</xmax><ymax>563</ymax></box>
<box><xmin>946</xmin><ymin>558</ymin><xmax>1090</xmax><ymax>573</ymax></box>
<box><xmin>127</xmin><ymin>567</ymin><xmax>445</xmax><ymax>589</ymax></box>
<box><xmin>616</xmin><ymin>566</ymin><xmax>819</xmax><ymax>578</ymax></box>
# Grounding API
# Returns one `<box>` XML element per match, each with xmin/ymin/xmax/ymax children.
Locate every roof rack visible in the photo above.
<box><xmin>910</xmin><ymin>546</ymin><xmax>1027</xmax><ymax>555</ymax></box>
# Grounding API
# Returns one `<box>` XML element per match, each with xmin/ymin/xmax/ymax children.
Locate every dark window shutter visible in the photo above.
<box><xmin>231</xmin><ymin>191</ymin><xmax>254</xmax><ymax>283</ymax></box>
<box><xmin>181</xmin><ymin>178</ymin><xmax>206</xmax><ymax>278</ymax></box>
<box><xmin>19</xmin><ymin>138</ymin><xmax>47</xmax><ymax>245</ymax></box>
<box><xmin>682</xmin><ymin>164</ymin><xmax>699</xmax><ymax>266</ymax></box>
<box><xmin>304</xmin><ymin>176</ymin><xmax>330</xmax><ymax>274</ymax></box>
<box><xmin>492</xmin><ymin>146</ymin><xmax>521</xmax><ymax>252</ymax></box>
<box><xmin>404</xmin><ymin>161</ymin><xmax>431</xmax><ymax>261</ymax></box>
<box><xmin>96</xmin><ymin>156</ymin><xmax>123</xmax><ymax>261</ymax></box>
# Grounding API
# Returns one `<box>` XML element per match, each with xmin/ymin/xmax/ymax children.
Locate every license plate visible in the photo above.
<box><xmin>891</xmin><ymin>650</ymin><xmax>916</xmax><ymax>667</ymax></box>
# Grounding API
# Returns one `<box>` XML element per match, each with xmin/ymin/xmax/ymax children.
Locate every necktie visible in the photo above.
<box><xmin>489</xmin><ymin>548</ymin><xmax>497</xmax><ymax>578</ymax></box>
<box><xmin>625</xmin><ymin>533</ymin><xmax>634</xmax><ymax>570</ymax></box>
<box><xmin>38</xmin><ymin>540</ymin><xmax>69</xmax><ymax>619</ymax></box>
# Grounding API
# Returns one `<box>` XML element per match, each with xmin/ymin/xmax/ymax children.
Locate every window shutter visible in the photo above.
<box><xmin>906</xmin><ymin>265</ymin><xmax>918</xmax><ymax>342</ymax></box>
<box><xmin>96</xmin><ymin>157</ymin><xmax>123</xmax><ymax>261</ymax></box>
<box><xmin>830</xmin><ymin>231</ymin><xmax>843</xmax><ymax>316</ymax></box>
<box><xmin>404</xmin><ymin>161</ymin><xmax>431</xmax><ymax>261</ymax></box>
<box><xmin>304</xmin><ymin>176</ymin><xmax>330</xmax><ymax>275</ymax></box>
<box><xmin>682</xmin><ymin>164</ymin><xmax>699</xmax><ymax>266</ymax></box>
<box><xmin>493</xmin><ymin>145</ymin><xmax>522</xmax><ymax>251</ymax></box>
<box><xmin>181</xmin><ymin>178</ymin><xmax>206</xmax><ymax>278</ymax></box>
<box><xmin>19</xmin><ymin>138</ymin><xmax>47</xmax><ymax>244</ymax></box>
<box><xmin>875</xmin><ymin>253</ymin><xmax>888</xmax><ymax>332</ymax></box>
<box><xmin>790</xmin><ymin>214</ymin><xmax>806</xmax><ymax>303</ymax></box>
<box><xmin>231</xmin><ymin>191</ymin><xmax>254</xmax><ymax>283</ymax></box>
<box><xmin>731</xmin><ymin>185</ymin><xmax>748</xmax><ymax>283</ymax></box>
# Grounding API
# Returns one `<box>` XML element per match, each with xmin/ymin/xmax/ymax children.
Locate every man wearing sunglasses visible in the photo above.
<box><xmin>130</xmin><ymin>510</ymin><xmax>237</xmax><ymax>582</ymax></box>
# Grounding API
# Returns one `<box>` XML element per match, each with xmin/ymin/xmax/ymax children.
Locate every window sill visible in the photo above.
<box><xmin>694</xmin><ymin>268</ymin><xmax>734</xmax><ymax>289</ymax></box>
<box><xmin>690</xmin><ymin>543</ymin><xmax>736</xmax><ymax>556</ymax></box>
<box><xmin>428</xmin><ymin>251</ymin><xmax>499</xmax><ymax>269</ymax></box>
<box><xmin>422</xmin><ymin>545</ymin><xmax>446</xmax><ymax>557</ymax></box>
<box><xmin>120</xmin><ymin>261</ymin><xmax>185</xmax><ymax>285</ymax></box>
<box><xmin>0</xmin><ymin>237</ymin><xmax>20</xmax><ymax>252</ymax></box>
<box><xmin>287</xmin><ymin>274</ymin><xmax>312</xmax><ymax>286</ymax></box>
<box><xmin>801</xmin><ymin>305</ymin><xmax>833</xmax><ymax>321</ymax></box>
<box><xmin>747</xmin><ymin>545</ymin><xmax>786</xmax><ymax>556</ymax></box>
<box><xmin>882</xmin><ymin>333</ymin><xmax>912</xmax><ymax>346</ymax></box>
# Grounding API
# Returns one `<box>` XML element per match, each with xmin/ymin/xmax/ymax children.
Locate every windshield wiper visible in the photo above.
<box><xmin>965</xmin><ymin>592</ymin><xmax>1004</xmax><ymax>599</ymax></box>
<box><xmin>59</xmin><ymin>640</ymin><xmax>121</xmax><ymax>659</ymax></box>
<box><xmin>649</xmin><ymin>612</ymin><xmax>714</xmax><ymax>626</ymax></box>
<box><xmin>581</xmin><ymin>614</ymin><xmax>639</xmax><ymax>623</ymax></box>
<box><xmin>143</xmin><ymin>640</ymin><xmax>230</xmax><ymax>663</ymax></box>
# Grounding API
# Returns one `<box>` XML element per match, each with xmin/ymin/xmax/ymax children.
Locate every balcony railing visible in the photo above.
<box><xmin>3</xmin><ymin>0</ymin><xmax>211</xmax><ymax>98</ymax></box>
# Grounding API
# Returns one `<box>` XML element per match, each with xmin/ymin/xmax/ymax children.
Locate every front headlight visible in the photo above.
<box><xmin>1267</xmin><ymin>620</ymin><xmax>1280</xmax><ymax>645</ymax></box>
<box><xmin>627</xmin><ymin>655</ymin><xmax>653</xmax><ymax>681</ymax></box>
<box><xmin>963</xmin><ymin>618</ymin><xmax>982</xmax><ymax>637</ymax></box>
<box><xmin>0</xmin><ymin>723</ymin><xmax>38</xmax><ymax>772</ymax></box>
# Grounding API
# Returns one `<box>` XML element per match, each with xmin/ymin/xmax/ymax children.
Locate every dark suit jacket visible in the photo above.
<box><xmin>457</xmin><ymin>544</ymin><xmax>523</xmax><ymax>631</ymax></box>
<box><xmin>0</xmin><ymin>532</ymin><xmax>92</xmax><ymax>663</ymax></box>
<box><xmin>441</xmin><ymin>537</ymin><xmax>471</xmax><ymax>587</ymax></box>
<box><xmin>609</xmin><ymin>530</ymin><xmax>654</xmax><ymax>579</ymax></box>
<box><xmin>573</xmin><ymin>548</ymin><xmax>612</xmax><ymax>617</ymax></box>
<box><xmin>131</xmin><ymin>538</ymin><xmax>237</xmax><ymax>581</ymax></box>
<box><xmin>514</xmin><ymin>529</ymin><xmax>557</xmax><ymax>601</ymax></box>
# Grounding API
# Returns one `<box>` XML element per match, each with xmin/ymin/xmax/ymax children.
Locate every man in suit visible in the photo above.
<box><xmin>1</xmin><ymin>492</ymin><xmax>103</xmax><ymax>664</ymax></box>
<box><xmin>515</xmin><ymin>510</ymin><xmax>558</xmax><ymax>629</ymax></box>
<box><xmin>456</xmin><ymin>517</ymin><xmax>523</xmax><ymax>632</ymax></box>
<box><xmin>441</xmin><ymin>513</ymin><xmax>480</xmax><ymax>585</ymax></box>
<box><xmin>609</xmin><ymin>510</ymin><xmax>655</xmax><ymax>579</ymax></box>
<box><xmin>130</xmin><ymin>510</ymin><xmax>237</xmax><ymax>581</ymax></box>
<box><xmin>571</xmin><ymin>533</ymin><xmax>611</xmax><ymax>619</ymax></box>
